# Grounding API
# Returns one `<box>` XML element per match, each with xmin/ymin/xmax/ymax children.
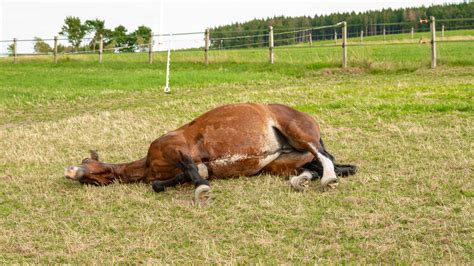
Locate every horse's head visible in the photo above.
<box><xmin>64</xmin><ymin>150</ymin><xmax>114</xmax><ymax>185</ymax></box>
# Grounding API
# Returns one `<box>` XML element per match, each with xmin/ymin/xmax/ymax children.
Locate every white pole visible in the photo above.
<box><xmin>164</xmin><ymin>33</ymin><xmax>172</xmax><ymax>94</ymax></box>
<box><xmin>0</xmin><ymin>0</ymin><xmax>3</xmax><ymax>55</ymax></box>
<box><xmin>269</xmin><ymin>26</ymin><xmax>274</xmax><ymax>64</ymax></box>
<box><xmin>430</xmin><ymin>16</ymin><xmax>436</xmax><ymax>69</ymax></box>
<box><xmin>158</xmin><ymin>0</ymin><xmax>164</xmax><ymax>51</ymax></box>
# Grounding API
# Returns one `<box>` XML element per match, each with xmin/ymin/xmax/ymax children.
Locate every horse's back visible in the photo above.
<box><xmin>183</xmin><ymin>103</ymin><xmax>275</xmax><ymax>155</ymax></box>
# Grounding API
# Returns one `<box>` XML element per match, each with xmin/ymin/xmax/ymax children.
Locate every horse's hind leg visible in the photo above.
<box><xmin>274</xmin><ymin>121</ymin><xmax>338</xmax><ymax>189</ymax></box>
<box><xmin>176</xmin><ymin>152</ymin><xmax>212</xmax><ymax>206</ymax></box>
<box><xmin>305</xmin><ymin>138</ymin><xmax>358</xmax><ymax>178</ymax></box>
<box><xmin>316</xmin><ymin>152</ymin><xmax>338</xmax><ymax>189</ymax></box>
<box><xmin>269</xmin><ymin>105</ymin><xmax>338</xmax><ymax>188</ymax></box>
<box><xmin>262</xmin><ymin>152</ymin><xmax>318</xmax><ymax>190</ymax></box>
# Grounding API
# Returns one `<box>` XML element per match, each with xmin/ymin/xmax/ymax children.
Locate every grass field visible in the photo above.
<box><xmin>0</xmin><ymin>31</ymin><xmax>473</xmax><ymax>263</ymax></box>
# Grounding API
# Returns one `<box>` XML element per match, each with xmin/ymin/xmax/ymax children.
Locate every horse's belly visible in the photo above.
<box><xmin>195</xmin><ymin>106</ymin><xmax>283</xmax><ymax>178</ymax></box>
<box><xmin>208</xmin><ymin>151</ymin><xmax>281</xmax><ymax>178</ymax></box>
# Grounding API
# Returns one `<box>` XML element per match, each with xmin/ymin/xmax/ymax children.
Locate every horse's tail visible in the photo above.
<box><xmin>304</xmin><ymin>138</ymin><xmax>358</xmax><ymax>178</ymax></box>
<box><xmin>334</xmin><ymin>163</ymin><xmax>358</xmax><ymax>177</ymax></box>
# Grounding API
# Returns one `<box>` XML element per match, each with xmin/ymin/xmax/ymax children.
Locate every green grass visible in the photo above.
<box><xmin>0</xmin><ymin>31</ymin><xmax>473</xmax><ymax>263</ymax></box>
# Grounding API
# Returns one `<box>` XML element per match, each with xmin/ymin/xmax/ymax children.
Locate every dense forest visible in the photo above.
<box><xmin>210</xmin><ymin>2</ymin><xmax>474</xmax><ymax>49</ymax></box>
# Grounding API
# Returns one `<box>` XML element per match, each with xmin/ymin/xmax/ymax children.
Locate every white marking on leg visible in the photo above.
<box><xmin>298</xmin><ymin>170</ymin><xmax>313</xmax><ymax>180</ymax></box>
<box><xmin>290</xmin><ymin>170</ymin><xmax>312</xmax><ymax>190</ymax></box>
<box><xmin>317</xmin><ymin>152</ymin><xmax>337</xmax><ymax>187</ymax></box>
<box><xmin>196</xmin><ymin>163</ymin><xmax>209</xmax><ymax>179</ymax></box>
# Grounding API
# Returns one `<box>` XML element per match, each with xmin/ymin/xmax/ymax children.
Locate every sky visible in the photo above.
<box><xmin>0</xmin><ymin>0</ymin><xmax>462</xmax><ymax>53</ymax></box>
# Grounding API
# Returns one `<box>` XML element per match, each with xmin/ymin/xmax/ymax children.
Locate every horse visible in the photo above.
<box><xmin>64</xmin><ymin>103</ymin><xmax>357</xmax><ymax>205</ymax></box>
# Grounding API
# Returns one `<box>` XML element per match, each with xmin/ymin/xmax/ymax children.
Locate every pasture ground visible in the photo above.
<box><xmin>0</xmin><ymin>36</ymin><xmax>473</xmax><ymax>263</ymax></box>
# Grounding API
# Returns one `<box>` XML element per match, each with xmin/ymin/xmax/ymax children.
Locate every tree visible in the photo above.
<box><xmin>85</xmin><ymin>19</ymin><xmax>110</xmax><ymax>50</ymax></box>
<box><xmin>57</xmin><ymin>44</ymin><xmax>65</xmax><ymax>53</ymax></box>
<box><xmin>111</xmin><ymin>25</ymin><xmax>136</xmax><ymax>52</ymax></box>
<box><xmin>210</xmin><ymin>2</ymin><xmax>474</xmax><ymax>48</ymax></box>
<box><xmin>133</xmin><ymin>25</ymin><xmax>152</xmax><ymax>51</ymax></box>
<box><xmin>33</xmin><ymin>37</ymin><xmax>53</xmax><ymax>54</ymax></box>
<box><xmin>7</xmin><ymin>43</ymin><xmax>14</xmax><ymax>56</ymax></box>
<box><xmin>59</xmin><ymin>16</ymin><xmax>88</xmax><ymax>51</ymax></box>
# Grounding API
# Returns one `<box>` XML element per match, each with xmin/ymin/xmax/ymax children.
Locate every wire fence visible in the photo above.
<box><xmin>0</xmin><ymin>17</ymin><xmax>473</xmax><ymax>68</ymax></box>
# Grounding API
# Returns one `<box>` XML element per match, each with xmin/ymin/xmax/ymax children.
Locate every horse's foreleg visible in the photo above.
<box><xmin>152</xmin><ymin>173</ymin><xmax>189</xmax><ymax>193</ymax></box>
<box><xmin>176</xmin><ymin>152</ymin><xmax>212</xmax><ymax>206</ymax></box>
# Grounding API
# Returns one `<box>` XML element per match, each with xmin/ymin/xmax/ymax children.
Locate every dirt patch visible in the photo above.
<box><xmin>320</xmin><ymin>67</ymin><xmax>367</xmax><ymax>76</ymax></box>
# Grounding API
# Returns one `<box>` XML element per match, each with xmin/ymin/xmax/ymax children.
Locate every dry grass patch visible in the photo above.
<box><xmin>0</xmin><ymin>59</ymin><xmax>472</xmax><ymax>263</ymax></box>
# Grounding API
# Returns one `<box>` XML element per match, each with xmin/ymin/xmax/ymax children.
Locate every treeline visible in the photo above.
<box><xmin>32</xmin><ymin>16</ymin><xmax>152</xmax><ymax>54</ymax></box>
<box><xmin>210</xmin><ymin>2</ymin><xmax>474</xmax><ymax>49</ymax></box>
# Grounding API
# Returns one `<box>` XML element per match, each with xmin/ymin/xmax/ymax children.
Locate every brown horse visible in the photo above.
<box><xmin>64</xmin><ymin>103</ymin><xmax>356</xmax><ymax>204</ymax></box>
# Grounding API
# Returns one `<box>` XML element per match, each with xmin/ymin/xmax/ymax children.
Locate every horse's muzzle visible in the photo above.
<box><xmin>64</xmin><ymin>166</ymin><xmax>84</xmax><ymax>180</ymax></box>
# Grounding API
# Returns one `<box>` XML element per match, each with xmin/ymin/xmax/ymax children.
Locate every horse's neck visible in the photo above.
<box><xmin>109</xmin><ymin>157</ymin><xmax>147</xmax><ymax>183</ymax></box>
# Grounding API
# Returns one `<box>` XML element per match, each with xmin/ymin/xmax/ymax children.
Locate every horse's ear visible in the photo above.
<box><xmin>90</xmin><ymin>150</ymin><xmax>99</xmax><ymax>161</ymax></box>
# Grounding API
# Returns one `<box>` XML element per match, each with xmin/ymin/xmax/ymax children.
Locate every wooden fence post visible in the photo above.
<box><xmin>342</xmin><ymin>22</ymin><xmax>347</xmax><ymax>68</ymax></box>
<box><xmin>441</xmin><ymin>24</ymin><xmax>444</xmax><ymax>41</ymax></box>
<box><xmin>334</xmin><ymin>30</ymin><xmax>337</xmax><ymax>44</ymax></box>
<box><xmin>148</xmin><ymin>32</ymin><xmax>153</xmax><ymax>64</ymax></box>
<box><xmin>13</xmin><ymin>38</ymin><xmax>17</xmax><ymax>64</ymax></box>
<box><xmin>411</xmin><ymin>27</ymin><xmax>414</xmax><ymax>41</ymax></box>
<box><xmin>99</xmin><ymin>34</ymin><xmax>103</xmax><ymax>63</ymax></box>
<box><xmin>309</xmin><ymin>32</ymin><xmax>312</xmax><ymax>46</ymax></box>
<box><xmin>360</xmin><ymin>30</ymin><xmax>363</xmax><ymax>43</ymax></box>
<box><xmin>204</xmin><ymin>28</ymin><xmax>209</xmax><ymax>65</ymax></box>
<box><xmin>269</xmin><ymin>26</ymin><xmax>274</xmax><ymax>64</ymax></box>
<box><xmin>383</xmin><ymin>27</ymin><xmax>386</xmax><ymax>42</ymax></box>
<box><xmin>54</xmin><ymin>36</ymin><xmax>58</xmax><ymax>63</ymax></box>
<box><xmin>430</xmin><ymin>16</ymin><xmax>436</xmax><ymax>69</ymax></box>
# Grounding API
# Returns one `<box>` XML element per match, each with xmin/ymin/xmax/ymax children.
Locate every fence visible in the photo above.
<box><xmin>1</xmin><ymin>17</ymin><xmax>473</xmax><ymax>69</ymax></box>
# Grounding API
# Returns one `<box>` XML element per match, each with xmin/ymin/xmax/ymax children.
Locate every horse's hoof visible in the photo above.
<box><xmin>321</xmin><ymin>176</ymin><xmax>338</xmax><ymax>191</ymax></box>
<box><xmin>152</xmin><ymin>181</ymin><xmax>165</xmax><ymax>193</ymax></box>
<box><xmin>194</xmin><ymin>185</ymin><xmax>212</xmax><ymax>206</ymax></box>
<box><xmin>290</xmin><ymin>175</ymin><xmax>310</xmax><ymax>191</ymax></box>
